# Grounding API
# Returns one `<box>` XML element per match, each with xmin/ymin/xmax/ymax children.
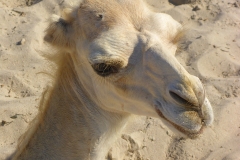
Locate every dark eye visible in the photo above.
<box><xmin>97</xmin><ymin>14</ymin><xmax>103</xmax><ymax>20</ymax></box>
<box><xmin>92</xmin><ymin>63</ymin><xmax>119</xmax><ymax>77</ymax></box>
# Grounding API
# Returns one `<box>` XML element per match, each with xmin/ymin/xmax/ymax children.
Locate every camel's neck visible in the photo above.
<box><xmin>12</xmin><ymin>54</ymin><xmax>130</xmax><ymax>160</ymax></box>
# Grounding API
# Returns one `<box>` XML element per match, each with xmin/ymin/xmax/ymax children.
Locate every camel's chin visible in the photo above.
<box><xmin>170</xmin><ymin>121</ymin><xmax>204</xmax><ymax>139</ymax></box>
<box><xmin>155</xmin><ymin>108</ymin><xmax>204</xmax><ymax>139</ymax></box>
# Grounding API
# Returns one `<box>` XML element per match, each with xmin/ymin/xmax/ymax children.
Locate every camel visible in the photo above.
<box><xmin>7</xmin><ymin>0</ymin><xmax>214</xmax><ymax>159</ymax></box>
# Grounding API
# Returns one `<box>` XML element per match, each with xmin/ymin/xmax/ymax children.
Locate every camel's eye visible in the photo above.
<box><xmin>92</xmin><ymin>63</ymin><xmax>119</xmax><ymax>77</ymax></box>
<box><xmin>97</xmin><ymin>14</ymin><xmax>103</xmax><ymax>20</ymax></box>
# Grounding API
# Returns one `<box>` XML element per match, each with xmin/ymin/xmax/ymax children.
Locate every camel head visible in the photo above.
<box><xmin>44</xmin><ymin>0</ymin><xmax>213</xmax><ymax>138</ymax></box>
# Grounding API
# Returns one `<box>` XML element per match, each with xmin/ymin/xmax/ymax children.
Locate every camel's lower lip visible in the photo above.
<box><xmin>155</xmin><ymin>108</ymin><xmax>204</xmax><ymax>139</ymax></box>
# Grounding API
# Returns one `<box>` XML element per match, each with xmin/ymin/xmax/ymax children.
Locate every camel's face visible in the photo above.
<box><xmin>45</xmin><ymin>0</ymin><xmax>213</xmax><ymax>138</ymax></box>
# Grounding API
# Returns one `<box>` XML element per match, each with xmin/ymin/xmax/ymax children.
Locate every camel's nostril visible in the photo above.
<box><xmin>169</xmin><ymin>91</ymin><xmax>189</xmax><ymax>106</ymax></box>
<box><xmin>169</xmin><ymin>91</ymin><xmax>199</xmax><ymax>110</ymax></box>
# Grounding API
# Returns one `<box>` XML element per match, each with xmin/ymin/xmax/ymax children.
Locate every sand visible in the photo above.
<box><xmin>0</xmin><ymin>0</ymin><xmax>240</xmax><ymax>159</ymax></box>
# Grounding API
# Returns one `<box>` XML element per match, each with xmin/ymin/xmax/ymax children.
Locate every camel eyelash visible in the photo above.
<box><xmin>92</xmin><ymin>63</ymin><xmax>119</xmax><ymax>77</ymax></box>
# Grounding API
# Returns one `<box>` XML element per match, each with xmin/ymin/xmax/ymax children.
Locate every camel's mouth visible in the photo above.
<box><xmin>154</xmin><ymin>98</ymin><xmax>213</xmax><ymax>139</ymax></box>
<box><xmin>155</xmin><ymin>108</ymin><xmax>204</xmax><ymax>139</ymax></box>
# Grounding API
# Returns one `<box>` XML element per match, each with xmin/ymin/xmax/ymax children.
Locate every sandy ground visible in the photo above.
<box><xmin>0</xmin><ymin>0</ymin><xmax>240</xmax><ymax>159</ymax></box>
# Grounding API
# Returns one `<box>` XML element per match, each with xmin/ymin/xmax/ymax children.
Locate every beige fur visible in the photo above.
<box><xmin>8</xmin><ymin>0</ymin><xmax>213</xmax><ymax>159</ymax></box>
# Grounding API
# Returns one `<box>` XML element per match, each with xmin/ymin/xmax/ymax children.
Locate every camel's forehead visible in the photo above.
<box><xmin>80</xmin><ymin>0</ymin><xmax>146</xmax><ymax>25</ymax></box>
<box><xmin>82</xmin><ymin>0</ymin><xmax>122</xmax><ymax>10</ymax></box>
<box><xmin>80</xmin><ymin>0</ymin><xmax>123</xmax><ymax>20</ymax></box>
<box><xmin>82</xmin><ymin>0</ymin><xmax>145</xmax><ymax>11</ymax></box>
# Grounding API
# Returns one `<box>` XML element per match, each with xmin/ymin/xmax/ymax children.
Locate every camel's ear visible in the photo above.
<box><xmin>44</xmin><ymin>14</ymin><xmax>75</xmax><ymax>49</ymax></box>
